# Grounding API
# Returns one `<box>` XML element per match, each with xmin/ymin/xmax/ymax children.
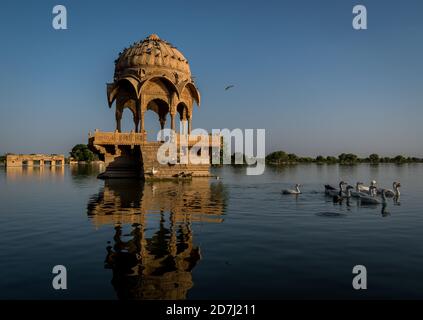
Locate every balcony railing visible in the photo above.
<box><xmin>89</xmin><ymin>130</ymin><xmax>146</xmax><ymax>145</ymax></box>
<box><xmin>89</xmin><ymin>130</ymin><xmax>222</xmax><ymax>147</ymax></box>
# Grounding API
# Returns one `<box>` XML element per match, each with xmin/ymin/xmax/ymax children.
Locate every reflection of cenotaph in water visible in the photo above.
<box><xmin>87</xmin><ymin>179</ymin><xmax>226</xmax><ymax>299</ymax></box>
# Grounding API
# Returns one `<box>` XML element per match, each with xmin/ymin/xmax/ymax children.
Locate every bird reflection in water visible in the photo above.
<box><xmin>87</xmin><ymin>179</ymin><xmax>226</xmax><ymax>300</ymax></box>
<box><xmin>381</xmin><ymin>203</ymin><xmax>390</xmax><ymax>217</ymax></box>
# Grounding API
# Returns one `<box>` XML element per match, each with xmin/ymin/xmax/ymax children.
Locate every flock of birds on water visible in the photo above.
<box><xmin>282</xmin><ymin>180</ymin><xmax>402</xmax><ymax>207</ymax></box>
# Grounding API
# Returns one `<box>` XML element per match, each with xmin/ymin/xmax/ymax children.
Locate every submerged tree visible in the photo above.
<box><xmin>368</xmin><ymin>153</ymin><xmax>380</xmax><ymax>164</ymax></box>
<box><xmin>287</xmin><ymin>153</ymin><xmax>299</xmax><ymax>162</ymax></box>
<box><xmin>326</xmin><ymin>156</ymin><xmax>338</xmax><ymax>164</ymax></box>
<box><xmin>299</xmin><ymin>157</ymin><xmax>314</xmax><ymax>163</ymax></box>
<box><xmin>393</xmin><ymin>155</ymin><xmax>406</xmax><ymax>164</ymax></box>
<box><xmin>315</xmin><ymin>155</ymin><xmax>325</xmax><ymax>163</ymax></box>
<box><xmin>70</xmin><ymin>144</ymin><xmax>96</xmax><ymax>162</ymax></box>
<box><xmin>265</xmin><ymin>151</ymin><xmax>289</xmax><ymax>164</ymax></box>
<box><xmin>264</xmin><ymin>150</ymin><xmax>422</xmax><ymax>166</ymax></box>
<box><xmin>338</xmin><ymin>153</ymin><xmax>358</xmax><ymax>164</ymax></box>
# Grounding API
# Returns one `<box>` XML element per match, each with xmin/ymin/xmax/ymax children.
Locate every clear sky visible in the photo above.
<box><xmin>0</xmin><ymin>0</ymin><xmax>422</xmax><ymax>157</ymax></box>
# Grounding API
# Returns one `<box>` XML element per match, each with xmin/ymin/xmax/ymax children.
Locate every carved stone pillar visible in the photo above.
<box><xmin>170</xmin><ymin>113</ymin><xmax>175</xmax><ymax>131</ymax></box>
<box><xmin>140</xmin><ymin>111</ymin><xmax>145</xmax><ymax>133</ymax></box>
<box><xmin>136</xmin><ymin>100</ymin><xmax>141</xmax><ymax>133</ymax></box>
<box><xmin>159</xmin><ymin>117</ymin><xmax>166</xmax><ymax>130</ymax></box>
<box><xmin>159</xmin><ymin>116</ymin><xmax>166</xmax><ymax>141</ymax></box>
<box><xmin>115</xmin><ymin>109</ymin><xmax>122</xmax><ymax>133</ymax></box>
<box><xmin>133</xmin><ymin>113</ymin><xmax>139</xmax><ymax>133</ymax></box>
<box><xmin>182</xmin><ymin>108</ymin><xmax>187</xmax><ymax>135</ymax></box>
<box><xmin>188</xmin><ymin>117</ymin><xmax>192</xmax><ymax>134</ymax></box>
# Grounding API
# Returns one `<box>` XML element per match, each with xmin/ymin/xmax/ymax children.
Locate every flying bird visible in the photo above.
<box><xmin>225</xmin><ymin>85</ymin><xmax>235</xmax><ymax>91</ymax></box>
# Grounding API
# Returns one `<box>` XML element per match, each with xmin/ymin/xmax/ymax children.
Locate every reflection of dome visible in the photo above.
<box><xmin>114</xmin><ymin>33</ymin><xmax>191</xmax><ymax>80</ymax></box>
<box><xmin>105</xmin><ymin>222</ymin><xmax>201</xmax><ymax>300</ymax></box>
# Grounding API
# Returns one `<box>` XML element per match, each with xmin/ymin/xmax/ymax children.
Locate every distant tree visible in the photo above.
<box><xmin>338</xmin><ymin>153</ymin><xmax>347</xmax><ymax>163</ymax></box>
<box><xmin>299</xmin><ymin>157</ymin><xmax>314</xmax><ymax>163</ymax></box>
<box><xmin>338</xmin><ymin>153</ymin><xmax>358</xmax><ymax>164</ymax></box>
<box><xmin>326</xmin><ymin>156</ymin><xmax>338</xmax><ymax>164</ymax></box>
<box><xmin>266</xmin><ymin>151</ymin><xmax>289</xmax><ymax>164</ymax></box>
<box><xmin>264</xmin><ymin>151</ymin><xmax>420</xmax><ymax>166</ymax></box>
<box><xmin>287</xmin><ymin>153</ymin><xmax>298</xmax><ymax>162</ymax></box>
<box><xmin>315</xmin><ymin>155</ymin><xmax>325</xmax><ymax>163</ymax></box>
<box><xmin>393</xmin><ymin>155</ymin><xmax>406</xmax><ymax>164</ymax></box>
<box><xmin>368</xmin><ymin>153</ymin><xmax>380</xmax><ymax>164</ymax></box>
<box><xmin>70</xmin><ymin>144</ymin><xmax>95</xmax><ymax>162</ymax></box>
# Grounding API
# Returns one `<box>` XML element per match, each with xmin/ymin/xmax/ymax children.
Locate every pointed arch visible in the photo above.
<box><xmin>107</xmin><ymin>77</ymin><xmax>140</xmax><ymax>108</ymax></box>
<box><xmin>183</xmin><ymin>82</ymin><xmax>200</xmax><ymax>107</ymax></box>
<box><xmin>140</xmin><ymin>76</ymin><xmax>180</xmax><ymax>99</ymax></box>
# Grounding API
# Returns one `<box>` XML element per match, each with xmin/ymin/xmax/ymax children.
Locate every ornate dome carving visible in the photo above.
<box><xmin>114</xmin><ymin>34</ymin><xmax>191</xmax><ymax>81</ymax></box>
<box><xmin>107</xmin><ymin>34</ymin><xmax>200</xmax><ymax>134</ymax></box>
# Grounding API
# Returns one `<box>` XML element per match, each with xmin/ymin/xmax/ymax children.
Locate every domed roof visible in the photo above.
<box><xmin>114</xmin><ymin>34</ymin><xmax>191</xmax><ymax>78</ymax></box>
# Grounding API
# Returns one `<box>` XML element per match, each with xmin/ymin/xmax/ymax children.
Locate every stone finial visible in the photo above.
<box><xmin>148</xmin><ymin>34</ymin><xmax>160</xmax><ymax>41</ymax></box>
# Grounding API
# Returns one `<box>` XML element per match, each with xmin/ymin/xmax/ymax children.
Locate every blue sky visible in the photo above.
<box><xmin>0</xmin><ymin>0</ymin><xmax>422</xmax><ymax>157</ymax></box>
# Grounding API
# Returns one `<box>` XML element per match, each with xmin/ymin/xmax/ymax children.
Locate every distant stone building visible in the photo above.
<box><xmin>6</xmin><ymin>154</ymin><xmax>65</xmax><ymax>167</ymax></box>
<box><xmin>89</xmin><ymin>34</ymin><xmax>220</xmax><ymax>179</ymax></box>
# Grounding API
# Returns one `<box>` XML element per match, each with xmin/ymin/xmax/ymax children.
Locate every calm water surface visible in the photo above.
<box><xmin>1</xmin><ymin>164</ymin><xmax>423</xmax><ymax>299</ymax></box>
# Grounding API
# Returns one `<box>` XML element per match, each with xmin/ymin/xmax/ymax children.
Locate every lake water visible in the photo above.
<box><xmin>1</xmin><ymin>164</ymin><xmax>423</xmax><ymax>299</ymax></box>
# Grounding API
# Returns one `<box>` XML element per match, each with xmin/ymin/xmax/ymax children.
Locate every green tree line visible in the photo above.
<box><xmin>265</xmin><ymin>151</ymin><xmax>423</xmax><ymax>165</ymax></box>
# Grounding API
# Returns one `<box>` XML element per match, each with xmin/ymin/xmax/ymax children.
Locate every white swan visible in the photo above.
<box><xmin>282</xmin><ymin>184</ymin><xmax>301</xmax><ymax>195</ymax></box>
<box><xmin>394</xmin><ymin>182</ymin><xmax>401</xmax><ymax>197</ymax></box>
<box><xmin>357</xmin><ymin>180</ymin><xmax>377</xmax><ymax>194</ymax></box>
<box><xmin>148</xmin><ymin>167</ymin><xmax>158</xmax><ymax>176</ymax></box>
<box><xmin>351</xmin><ymin>182</ymin><xmax>371</xmax><ymax>198</ymax></box>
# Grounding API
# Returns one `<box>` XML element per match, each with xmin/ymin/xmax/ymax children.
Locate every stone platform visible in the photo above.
<box><xmin>88</xmin><ymin>131</ymin><xmax>220</xmax><ymax>180</ymax></box>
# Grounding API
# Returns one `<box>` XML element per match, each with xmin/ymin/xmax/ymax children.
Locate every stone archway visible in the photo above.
<box><xmin>119</xmin><ymin>107</ymin><xmax>137</xmax><ymax>133</ymax></box>
<box><xmin>146</xmin><ymin>98</ymin><xmax>170</xmax><ymax>130</ymax></box>
<box><xmin>176</xmin><ymin>102</ymin><xmax>189</xmax><ymax>134</ymax></box>
<box><xmin>144</xmin><ymin>98</ymin><xmax>170</xmax><ymax>141</ymax></box>
<box><xmin>114</xmin><ymin>79</ymin><xmax>139</xmax><ymax>133</ymax></box>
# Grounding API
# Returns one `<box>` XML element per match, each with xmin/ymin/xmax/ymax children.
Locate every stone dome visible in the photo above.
<box><xmin>107</xmin><ymin>34</ymin><xmax>201</xmax><ymax>136</ymax></box>
<box><xmin>114</xmin><ymin>34</ymin><xmax>191</xmax><ymax>78</ymax></box>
